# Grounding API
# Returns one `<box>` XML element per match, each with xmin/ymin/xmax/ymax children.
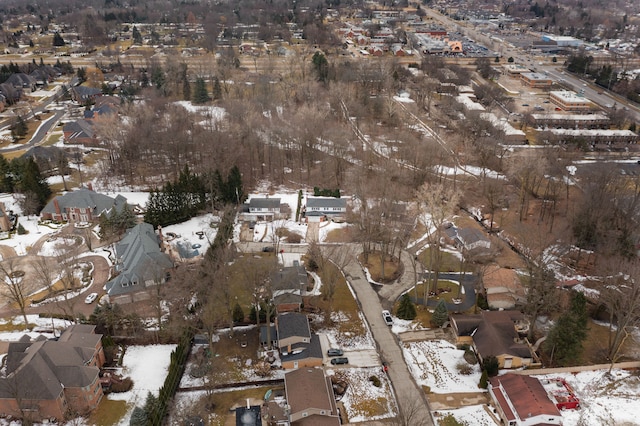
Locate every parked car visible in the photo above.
<box><xmin>262</xmin><ymin>246</ymin><xmax>275</xmax><ymax>252</ymax></box>
<box><xmin>85</xmin><ymin>292</ymin><xmax>98</xmax><ymax>304</ymax></box>
<box><xmin>327</xmin><ymin>348</ymin><xmax>344</xmax><ymax>357</ymax></box>
<box><xmin>382</xmin><ymin>310</ymin><xmax>393</xmax><ymax>326</ymax></box>
<box><xmin>330</xmin><ymin>357</ymin><xmax>349</xmax><ymax>365</ymax></box>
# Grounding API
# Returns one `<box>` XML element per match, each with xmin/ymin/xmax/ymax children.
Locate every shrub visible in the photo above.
<box><xmin>456</xmin><ymin>361</ymin><xmax>473</xmax><ymax>375</ymax></box>
<box><xmin>477</xmin><ymin>293</ymin><xmax>489</xmax><ymax>310</ymax></box>
<box><xmin>483</xmin><ymin>355</ymin><xmax>500</xmax><ymax>376</ymax></box>
<box><xmin>463</xmin><ymin>349</ymin><xmax>477</xmax><ymax>365</ymax></box>
<box><xmin>479</xmin><ymin>369</ymin><xmax>488</xmax><ymax>389</ymax></box>
<box><xmin>111</xmin><ymin>377</ymin><xmax>133</xmax><ymax>393</ymax></box>
<box><xmin>17</xmin><ymin>223</ymin><xmax>26</xmax><ymax>235</ymax></box>
<box><xmin>287</xmin><ymin>232</ymin><xmax>302</xmax><ymax>244</ymax></box>
<box><xmin>369</xmin><ymin>375</ymin><xmax>381</xmax><ymax>387</ymax></box>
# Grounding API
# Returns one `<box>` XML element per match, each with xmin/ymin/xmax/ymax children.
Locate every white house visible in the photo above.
<box><xmin>245</xmin><ymin>197</ymin><xmax>281</xmax><ymax>221</ymax></box>
<box><xmin>303</xmin><ymin>197</ymin><xmax>347</xmax><ymax>223</ymax></box>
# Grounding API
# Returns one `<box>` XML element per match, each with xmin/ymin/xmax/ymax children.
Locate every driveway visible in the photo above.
<box><xmin>418</xmin><ymin>272</ymin><xmax>477</xmax><ymax>312</ymax></box>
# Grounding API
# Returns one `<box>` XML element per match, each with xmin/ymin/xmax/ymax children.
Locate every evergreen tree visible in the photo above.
<box><xmin>212</xmin><ymin>76</ymin><xmax>222</xmax><ymax>100</ymax></box>
<box><xmin>129</xmin><ymin>406</ymin><xmax>147</xmax><ymax>426</ymax></box>
<box><xmin>544</xmin><ymin>292</ymin><xmax>589</xmax><ymax>366</ymax></box>
<box><xmin>483</xmin><ymin>355</ymin><xmax>500</xmax><ymax>376</ymax></box>
<box><xmin>182</xmin><ymin>66</ymin><xmax>191</xmax><ymax>101</ymax></box>
<box><xmin>0</xmin><ymin>156</ymin><xmax>13</xmax><ymax>193</ymax></box>
<box><xmin>77</xmin><ymin>67</ymin><xmax>87</xmax><ymax>83</ymax></box>
<box><xmin>132</xmin><ymin>26</ymin><xmax>142</xmax><ymax>44</ymax></box>
<box><xmin>311</xmin><ymin>52</ymin><xmax>329</xmax><ymax>82</ymax></box>
<box><xmin>10</xmin><ymin>157</ymin><xmax>51</xmax><ymax>214</ymax></box>
<box><xmin>233</xmin><ymin>303</ymin><xmax>244</xmax><ymax>323</ymax></box>
<box><xmin>225</xmin><ymin>165</ymin><xmax>244</xmax><ymax>204</ymax></box>
<box><xmin>431</xmin><ymin>299</ymin><xmax>449</xmax><ymax>327</ymax></box>
<box><xmin>192</xmin><ymin>77</ymin><xmax>210</xmax><ymax>104</ymax></box>
<box><xmin>479</xmin><ymin>369</ymin><xmax>488</xmax><ymax>388</ymax></box>
<box><xmin>10</xmin><ymin>116</ymin><xmax>28</xmax><ymax>141</ymax></box>
<box><xmin>52</xmin><ymin>32</ymin><xmax>65</xmax><ymax>46</ymax></box>
<box><xmin>151</xmin><ymin>66</ymin><xmax>165</xmax><ymax>92</ymax></box>
<box><xmin>396</xmin><ymin>293</ymin><xmax>417</xmax><ymax>320</ymax></box>
<box><xmin>143</xmin><ymin>391</ymin><xmax>160</xmax><ymax>423</ymax></box>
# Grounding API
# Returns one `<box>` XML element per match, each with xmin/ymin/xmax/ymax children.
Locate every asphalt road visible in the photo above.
<box><xmin>0</xmin><ymin>106</ymin><xmax>65</xmax><ymax>154</ymax></box>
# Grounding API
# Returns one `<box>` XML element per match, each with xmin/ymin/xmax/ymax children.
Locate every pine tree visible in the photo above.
<box><xmin>484</xmin><ymin>355</ymin><xmax>500</xmax><ymax>376</ymax></box>
<box><xmin>396</xmin><ymin>293</ymin><xmax>417</xmax><ymax>320</ymax></box>
<box><xmin>225</xmin><ymin>165</ymin><xmax>244</xmax><ymax>204</ymax></box>
<box><xmin>132</xmin><ymin>26</ymin><xmax>142</xmax><ymax>44</ymax></box>
<box><xmin>52</xmin><ymin>32</ymin><xmax>65</xmax><ymax>46</ymax></box>
<box><xmin>431</xmin><ymin>299</ymin><xmax>449</xmax><ymax>327</ymax></box>
<box><xmin>233</xmin><ymin>303</ymin><xmax>244</xmax><ymax>323</ymax></box>
<box><xmin>129</xmin><ymin>406</ymin><xmax>147</xmax><ymax>426</ymax></box>
<box><xmin>479</xmin><ymin>369</ymin><xmax>489</xmax><ymax>388</ymax></box>
<box><xmin>212</xmin><ymin>76</ymin><xmax>222</xmax><ymax>100</ymax></box>
<box><xmin>192</xmin><ymin>77</ymin><xmax>210</xmax><ymax>104</ymax></box>
<box><xmin>544</xmin><ymin>292</ymin><xmax>589</xmax><ymax>366</ymax></box>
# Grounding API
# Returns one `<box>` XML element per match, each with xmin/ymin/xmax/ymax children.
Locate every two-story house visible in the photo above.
<box><xmin>272</xmin><ymin>261</ymin><xmax>309</xmax><ymax>313</ymax></box>
<box><xmin>284</xmin><ymin>368</ymin><xmax>340</xmax><ymax>425</ymax></box>
<box><xmin>260</xmin><ymin>312</ymin><xmax>322</xmax><ymax>369</ymax></box>
<box><xmin>246</xmin><ymin>197</ymin><xmax>281</xmax><ymax>221</ymax></box>
<box><xmin>302</xmin><ymin>197</ymin><xmax>347</xmax><ymax>223</ymax></box>
<box><xmin>0</xmin><ymin>324</ymin><xmax>105</xmax><ymax>422</ymax></box>
<box><xmin>40</xmin><ymin>187</ymin><xmax>127</xmax><ymax>223</ymax></box>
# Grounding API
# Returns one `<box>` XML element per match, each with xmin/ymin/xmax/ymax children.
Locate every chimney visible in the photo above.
<box><xmin>87</xmin><ymin>182</ymin><xmax>93</xmax><ymax>191</ymax></box>
<box><xmin>53</xmin><ymin>198</ymin><xmax>61</xmax><ymax>215</ymax></box>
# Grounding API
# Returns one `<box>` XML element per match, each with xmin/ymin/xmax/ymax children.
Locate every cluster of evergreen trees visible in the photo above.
<box><xmin>0</xmin><ymin>156</ymin><xmax>51</xmax><ymax>215</ymax></box>
<box><xmin>144</xmin><ymin>165</ymin><xmax>245</xmax><ymax>228</ymax></box>
<box><xmin>98</xmin><ymin>205</ymin><xmax>137</xmax><ymax>240</ymax></box>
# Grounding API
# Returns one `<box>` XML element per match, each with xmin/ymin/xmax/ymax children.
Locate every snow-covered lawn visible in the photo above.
<box><xmin>332</xmin><ymin>367</ymin><xmax>397</xmax><ymax>422</ymax></box>
<box><xmin>109</xmin><ymin>344</ymin><xmax>177</xmax><ymax>425</ymax></box>
<box><xmin>403</xmin><ymin>340</ymin><xmax>483</xmax><ymax>393</ymax></box>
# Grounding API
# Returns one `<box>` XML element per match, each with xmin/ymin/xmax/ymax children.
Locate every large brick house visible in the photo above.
<box><xmin>40</xmin><ymin>187</ymin><xmax>127</xmax><ymax>223</ymax></box>
<box><xmin>0</xmin><ymin>324</ymin><xmax>105</xmax><ymax>422</ymax></box>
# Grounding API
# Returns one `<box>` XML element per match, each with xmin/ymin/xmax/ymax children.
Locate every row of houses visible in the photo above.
<box><xmin>243</xmin><ymin>196</ymin><xmax>348</xmax><ymax>223</ymax></box>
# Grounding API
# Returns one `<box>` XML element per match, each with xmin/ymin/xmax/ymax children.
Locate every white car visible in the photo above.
<box><xmin>382</xmin><ymin>310</ymin><xmax>393</xmax><ymax>326</ymax></box>
<box><xmin>85</xmin><ymin>292</ymin><xmax>98</xmax><ymax>304</ymax></box>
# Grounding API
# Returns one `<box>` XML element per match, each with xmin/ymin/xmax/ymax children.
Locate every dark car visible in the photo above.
<box><xmin>327</xmin><ymin>348</ymin><xmax>344</xmax><ymax>357</ymax></box>
<box><xmin>262</xmin><ymin>246</ymin><xmax>275</xmax><ymax>252</ymax></box>
<box><xmin>330</xmin><ymin>357</ymin><xmax>349</xmax><ymax>365</ymax></box>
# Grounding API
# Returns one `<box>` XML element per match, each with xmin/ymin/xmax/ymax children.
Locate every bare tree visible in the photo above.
<box><xmin>0</xmin><ymin>259</ymin><xmax>30</xmax><ymax>325</ymax></box>
<box><xmin>601</xmin><ymin>260</ymin><xmax>640</xmax><ymax>371</ymax></box>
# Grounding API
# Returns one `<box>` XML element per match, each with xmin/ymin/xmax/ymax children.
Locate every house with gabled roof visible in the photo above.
<box><xmin>63</xmin><ymin>119</ymin><xmax>98</xmax><ymax>146</ymax></box>
<box><xmin>0</xmin><ymin>324</ymin><xmax>105</xmax><ymax>422</ymax></box>
<box><xmin>451</xmin><ymin>310</ymin><xmax>536</xmax><ymax>369</ymax></box>
<box><xmin>41</xmin><ymin>187</ymin><xmax>127</xmax><ymax>223</ymax></box>
<box><xmin>105</xmin><ymin>222</ymin><xmax>174</xmax><ymax>305</ymax></box>
<box><xmin>272</xmin><ymin>261</ymin><xmax>309</xmax><ymax>313</ymax></box>
<box><xmin>245</xmin><ymin>197</ymin><xmax>281</xmax><ymax>221</ymax></box>
<box><xmin>302</xmin><ymin>197</ymin><xmax>347</xmax><ymax>223</ymax></box>
<box><xmin>489</xmin><ymin>374</ymin><xmax>563</xmax><ymax>426</ymax></box>
<box><xmin>69</xmin><ymin>85</ymin><xmax>102</xmax><ymax>104</ymax></box>
<box><xmin>283</xmin><ymin>368</ymin><xmax>340</xmax><ymax>425</ymax></box>
<box><xmin>482</xmin><ymin>265</ymin><xmax>526</xmax><ymax>310</ymax></box>
<box><xmin>260</xmin><ymin>312</ymin><xmax>322</xmax><ymax>369</ymax></box>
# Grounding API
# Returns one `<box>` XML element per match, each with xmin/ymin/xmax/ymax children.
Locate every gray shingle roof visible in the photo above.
<box><xmin>106</xmin><ymin>223</ymin><xmax>173</xmax><ymax>297</ymax></box>
<box><xmin>306</xmin><ymin>197</ymin><xmax>347</xmax><ymax>209</ymax></box>
<box><xmin>248</xmin><ymin>198</ymin><xmax>281</xmax><ymax>209</ymax></box>
<box><xmin>276</xmin><ymin>313</ymin><xmax>310</xmax><ymax>341</ymax></box>
<box><xmin>41</xmin><ymin>188</ymin><xmax>126</xmax><ymax>217</ymax></box>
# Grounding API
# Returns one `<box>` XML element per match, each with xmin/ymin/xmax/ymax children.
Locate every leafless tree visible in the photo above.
<box><xmin>0</xmin><ymin>259</ymin><xmax>30</xmax><ymax>325</ymax></box>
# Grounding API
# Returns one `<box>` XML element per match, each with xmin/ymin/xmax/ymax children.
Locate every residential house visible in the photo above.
<box><xmin>489</xmin><ymin>374</ymin><xmax>563</xmax><ymax>426</ymax></box>
<box><xmin>482</xmin><ymin>265</ymin><xmax>526</xmax><ymax>310</ymax></box>
<box><xmin>451</xmin><ymin>310</ymin><xmax>536</xmax><ymax>369</ymax></box>
<box><xmin>41</xmin><ymin>187</ymin><xmax>127</xmax><ymax>223</ymax></box>
<box><xmin>0</xmin><ymin>203</ymin><xmax>13</xmax><ymax>233</ymax></box>
<box><xmin>272</xmin><ymin>261</ymin><xmax>309</xmax><ymax>313</ymax></box>
<box><xmin>283</xmin><ymin>368</ymin><xmax>340</xmax><ymax>425</ymax></box>
<box><xmin>260</xmin><ymin>312</ymin><xmax>322</xmax><ymax>369</ymax></box>
<box><xmin>63</xmin><ymin>119</ymin><xmax>98</xmax><ymax>146</ymax></box>
<box><xmin>4</xmin><ymin>73</ymin><xmax>37</xmax><ymax>92</ymax></box>
<box><xmin>454</xmin><ymin>227</ymin><xmax>491</xmax><ymax>253</ymax></box>
<box><xmin>303</xmin><ymin>197</ymin><xmax>347</xmax><ymax>222</ymax></box>
<box><xmin>105</xmin><ymin>222</ymin><xmax>174</xmax><ymax>305</ymax></box>
<box><xmin>69</xmin><ymin>85</ymin><xmax>102</xmax><ymax>104</ymax></box>
<box><xmin>22</xmin><ymin>145</ymin><xmax>67</xmax><ymax>176</ymax></box>
<box><xmin>235</xmin><ymin>404</ymin><xmax>262</xmax><ymax>426</ymax></box>
<box><xmin>0</xmin><ymin>324</ymin><xmax>105</xmax><ymax>422</ymax></box>
<box><xmin>244</xmin><ymin>197</ymin><xmax>281</xmax><ymax>221</ymax></box>
<box><xmin>0</xmin><ymin>83</ymin><xmax>21</xmax><ymax>104</ymax></box>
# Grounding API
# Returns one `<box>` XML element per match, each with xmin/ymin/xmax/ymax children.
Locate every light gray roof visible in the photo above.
<box><xmin>248</xmin><ymin>198</ymin><xmax>281</xmax><ymax>209</ymax></box>
<box><xmin>41</xmin><ymin>188</ymin><xmax>127</xmax><ymax>217</ymax></box>
<box><xmin>106</xmin><ymin>223</ymin><xmax>173</xmax><ymax>297</ymax></box>
<box><xmin>306</xmin><ymin>197</ymin><xmax>347</xmax><ymax>209</ymax></box>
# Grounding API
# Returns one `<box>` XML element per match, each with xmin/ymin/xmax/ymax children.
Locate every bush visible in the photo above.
<box><xmin>463</xmin><ymin>349</ymin><xmax>477</xmax><ymax>365</ymax></box>
<box><xmin>479</xmin><ymin>369</ymin><xmax>488</xmax><ymax>389</ymax></box>
<box><xmin>369</xmin><ymin>375</ymin><xmax>381</xmax><ymax>387</ymax></box>
<box><xmin>287</xmin><ymin>232</ymin><xmax>302</xmax><ymax>244</ymax></box>
<box><xmin>483</xmin><ymin>355</ymin><xmax>500</xmax><ymax>376</ymax></box>
<box><xmin>456</xmin><ymin>361</ymin><xmax>474</xmax><ymax>375</ymax></box>
<box><xmin>477</xmin><ymin>293</ymin><xmax>489</xmax><ymax>310</ymax></box>
<box><xmin>111</xmin><ymin>377</ymin><xmax>133</xmax><ymax>393</ymax></box>
<box><xmin>17</xmin><ymin>223</ymin><xmax>26</xmax><ymax>235</ymax></box>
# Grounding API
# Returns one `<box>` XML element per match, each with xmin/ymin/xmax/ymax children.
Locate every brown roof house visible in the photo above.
<box><xmin>0</xmin><ymin>324</ymin><xmax>105</xmax><ymax>422</ymax></box>
<box><xmin>451</xmin><ymin>310</ymin><xmax>537</xmax><ymax>369</ymax></box>
<box><xmin>482</xmin><ymin>265</ymin><xmax>526</xmax><ymax>310</ymax></box>
<box><xmin>284</xmin><ymin>368</ymin><xmax>340</xmax><ymax>425</ymax></box>
<box><xmin>489</xmin><ymin>374</ymin><xmax>563</xmax><ymax>426</ymax></box>
<box><xmin>260</xmin><ymin>312</ymin><xmax>323</xmax><ymax>370</ymax></box>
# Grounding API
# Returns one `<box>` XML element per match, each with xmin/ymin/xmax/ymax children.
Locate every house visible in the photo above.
<box><xmin>0</xmin><ymin>203</ymin><xmax>13</xmax><ymax>233</ymax></box>
<box><xmin>41</xmin><ymin>187</ymin><xmax>128</xmax><ymax>223</ymax></box>
<box><xmin>0</xmin><ymin>325</ymin><xmax>105</xmax><ymax>422</ymax></box>
<box><xmin>244</xmin><ymin>197</ymin><xmax>281</xmax><ymax>221</ymax></box>
<box><xmin>40</xmin><ymin>186</ymin><xmax>124</xmax><ymax>222</ymax></box>
<box><xmin>4</xmin><ymin>73</ymin><xmax>37</xmax><ymax>92</ymax></box>
<box><xmin>260</xmin><ymin>313</ymin><xmax>323</xmax><ymax>369</ymax></box>
<box><xmin>63</xmin><ymin>119</ymin><xmax>98</xmax><ymax>146</ymax></box>
<box><xmin>303</xmin><ymin>197</ymin><xmax>347</xmax><ymax>222</ymax></box>
<box><xmin>272</xmin><ymin>261</ymin><xmax>308</xmax><ymax>313</ymax></box>
<box><xmin>283</xmin><ymin>368</ymin><xmax>340</xmax><ymax>425</ymax></box>
<box><xmin>69</xmin><ymin>85</ymin><xmax>102</xmax><ymax>104</ymax></box>
<box><xmin>489</xmin><ymin>374</ymin><xmax>563</xmax><ymax>426</ymax></box>
<box><xmin>22</xmin><ymin>145</ymin><xmax>67</xmax><ymax>176</ymax></box>
<box><xmin>454</xmin><ymin>227</ymin><xmax>491</xmax><ymax>253</ymax></box>
<box><xmin>451</xmin><ymin>310</ymin><xmax>536</xmax><ymax>369</ymax></box>
<box><xmin>482</xmin><ymin>265</ymin><xmax>526</xmax><ymax>309</ymax></box>
<box><xmin>105</xmin><ymin>223</ymin><xmax>174</xmax><ymax>305</ymax></box>
<box><xmin>235</xmin><ymin>404</ymin><xmax>262</xmax><ymax>426</ymax></box>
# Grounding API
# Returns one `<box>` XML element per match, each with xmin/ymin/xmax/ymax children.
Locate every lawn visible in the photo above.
<box><xmin>358</xmin><ymin>251</ymin><xmax>402</xmax><ymax>283</ymax></box>
<box><xmin>418</xmin><ymin>247</ymin><xmax>469</xmax><ymax>274</ymax></box>
<box><xmin>88</xmin><ymin>399</ymin><xmax>129</xmax><ymax>426</ymax></box>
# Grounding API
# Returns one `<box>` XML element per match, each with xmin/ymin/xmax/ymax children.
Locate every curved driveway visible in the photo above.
<box><xmin>0</xmin><ymin>109</ymin><xmax>65</xmax><ymax>153</ymax></box>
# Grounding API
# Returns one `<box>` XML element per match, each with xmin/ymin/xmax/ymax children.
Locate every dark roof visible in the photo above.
<box><xmin>71</xmin><ymin>85</ymin><xmax>102</xmax><ymax>99</ymax></box>
<box><xmin>456</xmin><ymin>311</ymin><xmax>530</xmax><ymax>359</ymax></box>
<box><xmin>281</xmin><ymin>334</ymin><xmax>322</xmax><ymax>362</ymax></box>
<box><xmin>41</xmin><ymin>188</ymin><xmax>126</xmax><ymax>217</ymax></box>
<box><xmin>259</xmin><ymin>325</ymin><xmax>278</xmax><ymax>345</ymax></box>
<box><xmin>276</xmin><ymin>313</ymin><xmax>310</xmax><ymax>341</ymax></box>
<box><xmin>106</xmin><ymin>223</ymin><xmax>173</xmax><ymax>297</ymax></box>
<box><xmin>5</xmin><ymin>73</ymin><xmax>36</xmax><ymax>88</ymax></box>
<box><xmin>306</xmin><ymin>197</ymin><xmax>347</xmax><ymax>209</ymax></box>
<box><xmin>490</xmin><ymin>374</ymin><xmax>561</xmax><ymax>421</ymax></box>
<box><xmin>248</xmin><ymin>198</ymin><xmax>281</xmax><ymax>209</ymax></box>
<box><xmin>456</xmin><ymin>227</ymin><xmax>490</xmax><ymax>246</ymax></box>
<box><xmin>22</xmin><ymin>145</ymin><xmax>66</xmax><ymax>163</ymax></box>
<box><xmin>63</xmin><ymin>119</ymin><xmax>95</xmax><ymax>139</ymax></box>
<box><xmin>235</xmin><ymin>405</ymin><xmax>262</xmax><ymax>426</ymax></box>
<box><xmin>271</xmin><ymin>263</ymin><xmax>307</xmax><ymax>292</ymax></box>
